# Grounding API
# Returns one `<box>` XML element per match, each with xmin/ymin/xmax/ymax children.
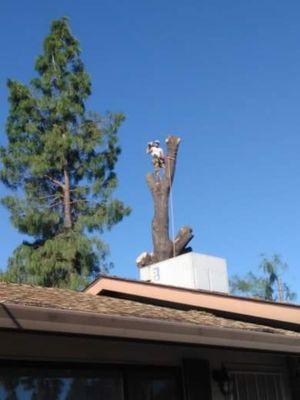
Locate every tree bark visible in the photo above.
<box><xmin>63</xmin><ymin>167</ymin><xmax>72</xmax><ymax>229</ymax></box>
<box><xmin>137</xmin><ymin>135</ymin><xmax>193</xmax><ymax>267</ymax></box>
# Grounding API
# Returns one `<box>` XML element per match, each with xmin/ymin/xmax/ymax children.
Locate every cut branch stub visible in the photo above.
<box><xmin>137</xmin><ymin>135</ymin><xmax>193</xmax><ymax>267</ymax></box>
<box><xmin>174</xmin><ymin>226</ymin><xmax>194</xmax><ymax>254</ymax></box>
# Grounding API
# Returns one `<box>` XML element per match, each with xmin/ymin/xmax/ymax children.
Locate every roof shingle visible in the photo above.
<box><xmin>0</xmin><ymin>282</ymin><xmax>299</xmax><ymax>337</ymax></box>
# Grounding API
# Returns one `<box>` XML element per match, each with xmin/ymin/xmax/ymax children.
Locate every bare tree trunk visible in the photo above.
<box><xmin>63</xmin><ymin>167</ymin><xmax>72</xmax><ymax>229</ymax></box>
<box><xmin>137</xmin><ymin>135</ymin><xmax>193</xmax><ymax>267</ymax></box>
<box><xmin>151</xmin><ymin>186</ymin><xmax>172</xmax><ymax>261</ymax></box>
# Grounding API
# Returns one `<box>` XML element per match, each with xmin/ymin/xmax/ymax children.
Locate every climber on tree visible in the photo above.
<box><xmin>146</xmin><ymin>140</ymin><xmax>165</xmax><ymax>173</ymax></box>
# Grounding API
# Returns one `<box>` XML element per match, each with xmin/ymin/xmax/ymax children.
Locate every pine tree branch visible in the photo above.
<box><xmin>69</xmin><ymin>199</ymin><xmax>88</xmax><ymax>204</ymax></box>
<box><xmin>45</xmin><ymin>175</ymin><xmax>65</xmax><ymax>189</ymax></box>
<box><xmin>63</xmin><ymin>167</ymin><xmax>72</xmax><ymax>228</ymax></box>
<box><xmin>49</xmin><ymin>200</ymin><xmax>63</xmax><ymax>208</ymax></box>
<box><xmin>38</xmin><ymin>193</ymin><xmax>62</xmax><ymax>201</ymax></box>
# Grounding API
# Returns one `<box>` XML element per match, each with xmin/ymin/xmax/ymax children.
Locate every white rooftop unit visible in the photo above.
<box><xmin>139</xmin><ymin>252</ymin><xmax>229</xmax><ymax>293</ymax></box>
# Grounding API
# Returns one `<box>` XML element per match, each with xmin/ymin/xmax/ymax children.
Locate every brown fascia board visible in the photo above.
<box><xmin>0</xmin><ymin>302</ymin><xmax>300</xmax><ymax>354</ymax></box>
<box><xmin>84</xmin><ymin>276</ymin><xmax>300</xmax><ymax>330</ymax></box>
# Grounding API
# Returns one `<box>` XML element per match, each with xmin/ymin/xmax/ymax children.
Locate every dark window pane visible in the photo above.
<box><xmin>126</xmin><ymin>369</ymin><xmax>181</xmax><ymax>400</ymax></box>
<box><xmin>0</xmin><ymin>369</ymin><xmax>124</xmax><ymax>400</ymax></box>
<box><xmin>66</xmin><ymin>376</ymin><xmax>124</xmax><ymax>400</ymax></box>
<box><xmin>0</xmin><ymin>365</ymin><xmax>181</xmax><ymax>400</ymax></box>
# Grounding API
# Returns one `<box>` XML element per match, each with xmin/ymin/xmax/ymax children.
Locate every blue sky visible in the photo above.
<box><xmin>1</xmin><ymin>0</ymin><xmax>300</xmax><ymax>298</ymax></box>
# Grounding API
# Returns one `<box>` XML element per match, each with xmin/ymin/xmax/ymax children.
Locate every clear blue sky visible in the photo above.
<box><xmin>1</xmin><ymin>0</ymin><xmax>300</xmax><ymax>298</ymax></box>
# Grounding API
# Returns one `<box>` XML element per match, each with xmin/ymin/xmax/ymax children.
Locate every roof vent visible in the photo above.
<box><xmin>139</xmin><ymin>252</ymin><xmax>229</xmax><ymax>293</ymax></box>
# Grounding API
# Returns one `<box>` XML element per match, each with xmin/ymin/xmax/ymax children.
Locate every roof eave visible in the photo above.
<box><xmin>85</xmin><ymin>276</ymin><xmax>300</xmax><ymax>330</ymax></box>
<box><xmin>0</xmin><ymin>303</ymin><xmax>299</xmax><ymax>355</ymax></box>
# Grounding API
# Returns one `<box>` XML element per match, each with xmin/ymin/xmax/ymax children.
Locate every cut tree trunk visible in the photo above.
<box><xmin>137</xmin><ymin>135</ymin><xmax>193</xmax><ymax>267</ymax></box>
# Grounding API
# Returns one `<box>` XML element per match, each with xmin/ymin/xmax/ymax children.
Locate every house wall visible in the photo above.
<box><xmin>0</xmin><ymin>330</ymin><xmax>295</xmax><ymax>399</ymax></box>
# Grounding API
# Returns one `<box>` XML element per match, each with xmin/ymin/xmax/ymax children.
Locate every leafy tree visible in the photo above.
<box><xmin>230</xmin><ymin>254</ymin><xmax>297</xmax><ymax>302</ymax></box>
<box><xmin>0</xmin><ymin>17</ymin><xmax>130</xmax><ymax>289</ymax></box>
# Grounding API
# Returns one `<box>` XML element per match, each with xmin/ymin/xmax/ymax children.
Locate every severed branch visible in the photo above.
<box><xmin>174</xmin><ymin>226</ymin><xmax>194</xmax><ymax>254</ymax></box>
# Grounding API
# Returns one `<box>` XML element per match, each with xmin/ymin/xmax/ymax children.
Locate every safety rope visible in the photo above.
<box><xmin>167</xmin><ymin>156</ymin><xmax>176</xmax><ymax>258</ymax></box>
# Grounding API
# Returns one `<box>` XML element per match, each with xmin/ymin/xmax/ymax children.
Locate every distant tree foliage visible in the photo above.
<box><xmin>0</xmin><ymin>18</ymin><xmax>130</xmax><ymax>289</ymax></box>
<box><xmin>230</xmin><ymin>254</ymin><xmax>297</xmax><ymax>302</ymax></box>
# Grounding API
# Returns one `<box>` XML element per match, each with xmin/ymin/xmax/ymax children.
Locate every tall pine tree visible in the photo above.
<box><xmin>0</xmin><ymin>17</ymin><xmax>130</xmax><ymax>289</ymax></box>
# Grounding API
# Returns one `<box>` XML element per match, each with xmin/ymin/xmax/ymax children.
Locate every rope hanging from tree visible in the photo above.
<box><xmin>167</xmin><ymin>155</ymin><xmax>176</xmax><ymax>258</ymax></box>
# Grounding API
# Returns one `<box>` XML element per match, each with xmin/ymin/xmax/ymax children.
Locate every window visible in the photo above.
<box><xmin>0</xmin><ymin>364</ymin><xmax>182</xmax><ymax>400</ymax></box>
<box><xmin>231</xmin><ymin>371</ymin><xmax>286</xmax><ymax>400</ymax></box>
<box><xmin>126</xmin><ymin>368</ymin><xmax>180</xmax><ymax>400</ymax></box>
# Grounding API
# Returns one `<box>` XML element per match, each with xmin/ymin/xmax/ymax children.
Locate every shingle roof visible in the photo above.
<box><xmin>0</xmin><ymin>281</ymin><xmax>299</xmax><ymax>338</ymax></box>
